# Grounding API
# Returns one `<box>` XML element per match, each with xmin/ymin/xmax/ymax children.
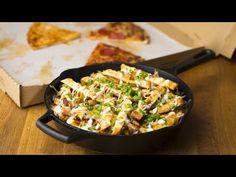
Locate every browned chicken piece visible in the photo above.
<box><xmin>152</xmin><ymin>122</ymin><xmax>167</xmax><ymax>130</ymax></box>
<box><xmin>153</xmin><ymin>85</ymin><xmax>166</xmax><ymax>95</ymax></box>
<box><xmin>80</xmin><ymin>76</ymin><xmax>91</xmax><ymax>84</ymax></box>
<box><xmin>87</xmin><ymin>99</ymin><xmax>97</xmax><ymax>106</ymax></box>
<box><xmin>152</xmin><ymin>77</ymin><xmax>178</xmax><ymax>90</ymax></box>
<box><xmin>127</xmin><ymin>123</ymin><xmax>139</xmax><ymax>133</ymax></box>
<box><xmin>144</xmin><ymin>89</ymin><xmax>162</xmax><ymax>104</ymax></box>
<box><xmin>100</xmin><ymin>114</ymin><xmax>113</xmax><ymax>131</ymax></box>
<box><xmin>157</xmin><ymin>97</ymin><xmax>185</xmax><ymax>114</ymax></box>
<box><xmin>130</xmin><ymin>80</ymin><xmax>151</xmax><ymax>89</ymax></box>
<box><xmin>130</xmin><ymin>109</ymin><xmax>144</xmax><ymax>121</ymax></box>
<box><xmin>120</xmin><ymin>64</ymin><xmax>177</xmax><ymax>90</ymax></box>
<box><xmin>164</xmin><ymin>111</ymin><xmax>184</xmax><ymax>126</ymax></box>
<box><xmin>111</xmin><ymin>112</ymin><xmax>127</xmax><ymax>135</ymax></box>
<box><xmin>132</xmin><ymin>120</ymin><xmax>140</xmax><ymax>126</ymax></box>
<box><xmin>57</xmin><ymin>107</ymin><xmax>71</xmax><ymax>121</ymax></box>
<box><xmin>112</xmin><ymin>120</ymin><xmax>125</xmax><ymax>135</ymax></box>
<box><xmin>66</xmin><ymin>115</ymin><xmax>81</xmax><ymax>127</ymax></box>
<box><xmin>53</xmin><ymin>97</ymin><xmax>60</xmax><ymax>105</ymax></box>
<box><xmin>102</xmin><ymin>69</ymin><xmax>151</xmax><ymax>89</ymax></box>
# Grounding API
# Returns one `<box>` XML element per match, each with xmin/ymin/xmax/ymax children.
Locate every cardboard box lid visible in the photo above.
<box><xmin>151</xmin><ymin>22</ymin><xmax>236</xmax><ymax>58</ymax></box>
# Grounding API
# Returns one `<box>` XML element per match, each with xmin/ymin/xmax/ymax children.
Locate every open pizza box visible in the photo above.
<box><xmin>0</xmin><ymin>22</ymin><xmax>236</xmax><ymax>108</ymax></box>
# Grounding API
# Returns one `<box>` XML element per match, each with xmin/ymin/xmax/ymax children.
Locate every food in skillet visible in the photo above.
<box><xmin>51</xmin><ymin>64</ymin><xmax>186</xmax><ymax>135</ymax></box>
<box><xmin>86</xmin><ymin>43</ymin><xmax>145</xmax><ymax>65</ymax></box>
<box><xmin>89</xmin><ymin>22</ymin><xmax>150</xmax><ymax>44</ymax></box>
<box><xmin>27</xmin><ymin>22</ymin><xmax>81</xmax><ymax>50</ymax></box>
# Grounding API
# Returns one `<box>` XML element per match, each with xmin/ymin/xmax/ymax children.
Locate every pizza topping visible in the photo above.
<box><xmin>63</xmin><ymin>98</ymin><xmax>69</xmax><ymax>107</ymax></box>
<box><xmin>109</xmin><ymin>32</ymin><xmax>125</xmax><ymax>39</ymax></box>
<box><xmin>98</xmin><ymin>29</ymin><xmax>110</xmax><ymax>35</ymax></box>
<box><xmin>100</xmin><ymin>48</ymin><xmax>116</xmax><ymax>56</ymax></box>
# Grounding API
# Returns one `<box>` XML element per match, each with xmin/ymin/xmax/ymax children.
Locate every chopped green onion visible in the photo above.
<box><xmin>135</xmin><ymin>71</ymin><xmax>148</xmax><ymax>80</ymax></box>
<box><xmin>104</xmin><ymin>103</ymin><xmax>112</xmax><ymax>107</ymax></box>
<box><xmin>66</xmin><ymin>93</ymin><xmax>73</xmax><ymax>100</ymax></box>
<box><xmin>94</xmin><ymin>87</ymin><xmax>100</xmax><ymax>92</ymax></box>
<box><xmin>171</xmin><ymin>104</ymin><xmax>177</xmax><ymax>110</ymax></box>
<box><xmin>87</xmin><ymin>79</ymin><xmax>94</xmax><ymax>86</ymax></box>
<box><xmin>94</xmin><ymin>103</ymin><xmax>102</xmax><ymax>112</ymax></box>
<box><xmin>143</xmin><ymin>113</ymin><xmax>161</xmax><ymax>124</ymax></box>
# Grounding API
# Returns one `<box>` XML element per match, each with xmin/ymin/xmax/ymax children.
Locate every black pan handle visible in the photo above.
<box><xmin>167</xmin><ymin>49</ymin><xmax>216</xmax><ymax>75</ymax></box>
<box><xmin>36</xmin><ymin>112</ymin><xmax>91</xmax><ymax>143</ymax></box>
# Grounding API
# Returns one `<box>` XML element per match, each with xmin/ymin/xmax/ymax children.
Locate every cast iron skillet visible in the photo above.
<box><xmin>36</xmin><ymin>49</ymin><xmax>215</xmax><ymax>153</ymax></box>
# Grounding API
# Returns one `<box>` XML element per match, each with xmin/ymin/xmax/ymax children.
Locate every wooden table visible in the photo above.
<box><xmin>0</xmin><ymin>53</ymin><xmax>236</xmax><ymax>154</ymax></box>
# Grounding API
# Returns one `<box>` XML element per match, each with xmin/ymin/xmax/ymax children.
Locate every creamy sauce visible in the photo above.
<box><xmin>87</xmin><ymin>119</ymin><xmax>93</xmax><ymax>127</ymax></box>
<box><xmin>135</xmin><ymin>80</ymin><xmax>140</xmax><ymax>87</ymax></box>
<box><xmin>119</xmin><ymin>72</ymin><xmax>123</xmax><ymax>84</ymax></box>
<box><xmin>155</xmin><ymin>77</ymin><xmax>164</xmax><ymax>85</ymax></box>
<box><xmin>147</xmin><ymin>124</ymin><xmax>153</xmax><ymax>132</ymax></box>
<box><xmin>157</xmin><ymin>119</ymin><xmax>166</xmax><ymax>125</ymax></box>
<box><xmin>54</xmin><ymin>105</ymin><xmax>62</xmax><ymax>115</ymax></box>
<box><xmin>95</xmin><ymin>90</ymin><xmax>104</xmax><ymax>97</ymax></box>
<box><xmin>104</xmin><ymin>98</ymin><xmax>115</xmax><ymax>104</ymax></box>
<box><xmin>164</xmin><ymin>80</ymin><xmax>170</xmax><ymax>86</ymax></box>
<box><xmin>66</xmin><ymin>117</ymin><xmax>74</xmax><ymax>124</ymax></box>
<box><xmin>71</xmin><ymin>107</ymin><xmax>87</xmax><ymax>115</ymax></box>
<box><xmin>117</xmin><ymin>111</ymin><xmax>126</xmax><ymax>119</ymax></box>
<box><xmin>165</xmin><ymin>111</ymin><xmax>175</xmax><ymax>119</ymax></box>
<box><xmin>149</xmin><ymin>77</ymin><xmax>154</xmax><ymax>89</ymax></box>
<box><xmin>102</xmin><ymin>107</ymin><xmax>111</xmax><ymax>117</ymax></box>
<box><xmin>121</xmin><ymin>68</ymin><xmax>128</xmax><ymax>75</ymax></box>
<box><xmin>95</xmin><ymin>123</ymin><xmax>100</xmax><ymax>130</ymax></box>
<box><xmin>117</xmin><ymin>92</ymin><xmax>122</xmax><ymax>101</ymax></box>
<box><xmin>150</xmin><ymin>107</ymin><xmax>157</xmax><ymax>114</ymax></box>
<box><xmin>138</xmin><ymin>100</ymin><xmax>143</xmax><ymax>110</ymax></box>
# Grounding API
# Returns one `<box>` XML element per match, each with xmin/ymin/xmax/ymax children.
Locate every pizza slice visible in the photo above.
<box><xmin>89</xmin><ymin>22</ymin><xmax>150</xmax><ymax>44</ymax></box>
<box><xmin>27</xmin><ymin>22</ymin><xmax>81</xmax><ymax>50</ymax></box>
<box><xmin>86</xmin><ymin>43</ymin><xmax>145</xmax><ymax>65</ymax></box>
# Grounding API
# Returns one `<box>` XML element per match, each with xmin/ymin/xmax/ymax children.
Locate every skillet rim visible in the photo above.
<box><xmin>43</xmin><ymin>62</ymin><xmax>193</xmax><ymax>138</ymax></box>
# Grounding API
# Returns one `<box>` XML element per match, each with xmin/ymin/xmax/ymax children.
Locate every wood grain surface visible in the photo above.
<box><xmin>0</xmin><ymin>54</ymin><xmax>236</xmax><ymax>154</ymax></box>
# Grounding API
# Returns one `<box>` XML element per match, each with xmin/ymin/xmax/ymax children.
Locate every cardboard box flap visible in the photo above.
<box><xmin>0</xmin><ymin>67</ymin><xmax>21</xmax><ymax>107</ymax></box>
<box><xmin>152</xmin><ymin>23</ymin><xmax>236</xmax><ymax>58</ymax></box>
<box><xmin>220</xmin><ymin>24</ymin><xmax>236</xmax><ymax>58</ymax></box>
